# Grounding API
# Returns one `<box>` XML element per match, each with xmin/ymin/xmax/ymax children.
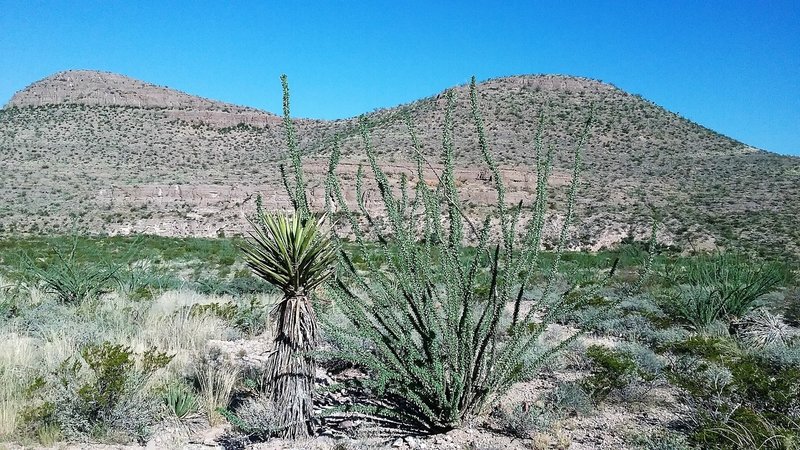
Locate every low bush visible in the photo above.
<box><xmin>190</xmin><ymin>295</ymin><xmax>272</xmax><ymax>337</ymax></box>
<box><xmin>222</xmin><ymin>395</ymin><xmax>278</xmax><ymax>442</ymax></box>
<box><xmin>23</xmin><ymin>342</ymin><xmax>171</xmax><ymax>443</ymax></box>
<box><xmin>544</xmin><ymin>381</ymin><xmax>593</xmax><ymax>417</ymax></box>
<box><xmin>665</xmin><ymin>335</ymin><xmax>800</xmax><ymax>449</ymax></box>
<box><xmin>735</xmin><ymin>308</ymin><xmax>798</xmax><ymax>349</ymax></box>
<box><xmin>581</xmin><ymin>345</ymin><xmax>639</xmax><ymax>403</ymax></box>
<box><xmin>495</xmin><ymin>402</ymin><xmax>556</xmax><ymax>439</ymax></box>
<box><xmin>627</xmin><ymin>429</ymin><xmax>695</xmax><ymax>450</ymax></box>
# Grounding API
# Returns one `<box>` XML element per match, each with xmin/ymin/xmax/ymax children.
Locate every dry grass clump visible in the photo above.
<box><xmin>0</xmin><ymin>282</ymin><xmax>239</xmax><ymax>441</ymax></box>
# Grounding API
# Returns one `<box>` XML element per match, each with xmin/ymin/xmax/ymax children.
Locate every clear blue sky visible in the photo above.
<box><xmin>1</xmin><ymin>1</ymin><xmax>798</xmax><ymax>155</ymax></box>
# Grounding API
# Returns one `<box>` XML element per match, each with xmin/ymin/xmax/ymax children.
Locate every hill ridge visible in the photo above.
<box><xmin>0</xmin><ymin>70</ymin><xmax>797</xmax><ymax>255</ymax></box>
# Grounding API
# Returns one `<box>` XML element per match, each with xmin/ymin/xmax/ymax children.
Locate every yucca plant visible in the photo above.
<box><xmin>241</xmin><ymin>212</ymin><xmax>336</xmax><ymax>438</ymax></box>
<box><xmin>25</xmin><ymin>236</ymin><xmax>120</xmax><ymax>304</ymax></box>
<box><xmin>665</xmin><ymin>252</ymin><xmax>785</xmax><ymax>329</ymax></box>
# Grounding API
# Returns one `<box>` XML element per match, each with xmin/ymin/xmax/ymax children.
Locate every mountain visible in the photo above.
<box><xmin>1</xmin><ymin>70</ymin><xmax>798</xmax><ymax>255</ymax></box>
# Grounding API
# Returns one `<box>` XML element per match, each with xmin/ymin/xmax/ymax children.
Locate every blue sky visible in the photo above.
<box><xmin>1</xmin><ymin>1</ymin><xmax>798</xmax><ymax>155</ymax></box>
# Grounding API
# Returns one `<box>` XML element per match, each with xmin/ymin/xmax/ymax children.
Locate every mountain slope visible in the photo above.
<box><xmin>1</xmin><ymin>70</ymin><xmax>797</xmax><ymax>254</ymax></box>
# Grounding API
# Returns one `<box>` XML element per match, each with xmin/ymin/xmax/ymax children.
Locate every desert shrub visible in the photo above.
<box><xmin>495</xmin><ymin>402</ymin><xmax>556</xmax><ymax>439</ymax></box>
<box><xmin>580</xmin><ymin>342</ymin><xmax>663</xmax><ymax>405</ymax></box>
<box><xmin>735</xmin><ymin>308</ymin><xmax>798</xmax><ymax>349</ymax></box>
<box><xmin>116</xmin><ymin>263</ymin><xmax>182</xmax><ymax>302</ymax></box>
<box><xmin>23</xmin><ymin>342</ymin><xmax>170</xmax><ymax>443</ymax></box>
<box><xmin>617</xmin><ymin>341</ymin><xmax>665</xmax><ymax>381</ymax></box>
<box><xmin>191</xmin><ymin>347</ymin><xmax>239</xmax><ymax>425</ymax></box>
<box><xmin>190</xmin><ymin>295</ymin><xmax>273</xmax><ymax>337</ymax></box>
<box><xmin>495</xmin><ymin>383</ymin><xmax>590</xmax><ymax>440</ymax></box>
<box><xmin>221</xmin><ymin>395</ymin><xmax>278</xmax><ymax>441</ymax></box>
<box><xmin>665</xmin><ymin>335</ymin><xmax>800</xmax><ymax>449</ymax></box>
<box><xmin>661</xmin><ymin>253</ymin><xmax>785</xmax><ymax>329</ymax></box>
<box><xmin>627</xmin><ymin>429</ymin><xmax>695</xmax><ymax>450</ymax></box>
<box><xmin>318</xmin><ymin>79</ymin><xmax>606</xmax><ymax>433</ymax></box>
<box><xmin>544</xmin><ymin>381</ymin><xmax>593</xmax><ymax>416</ymax></box>
<box><xmin>194</xmin><ymin>275</ymin><xmax>274</xmax><ymax>297</ymax></box>
<box><xmin>581</xmin><ymin>345</ymin><xmax>639</xmax><ymax>403</ymax></box>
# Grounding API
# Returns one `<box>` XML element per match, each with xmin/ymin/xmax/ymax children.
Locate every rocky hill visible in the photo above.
<box><xmin>1</xmin><ymin>70</ymin><xmax>798</xmax><ymax>255</ymax></box>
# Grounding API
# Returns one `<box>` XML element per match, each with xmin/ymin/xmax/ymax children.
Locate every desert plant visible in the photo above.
<box><xmin>665</xmin><ymin>335</ymin><xmax>800</xmax><ymax>449</ymax></box>
<box><xmin>222</xmin><ymin>395</ymin><xmax>278</xmax><ymax>441</ymax></box>
<box><xmin>163</xmin><ymin>382</ymin><xmax>198</xmax><ymax>420</ymax></box>
<box><xmin>581</xmin><ymin>345</ymin><xmax>639</xmax><ymax>403</ymax></box>
<box><xmin>26</xmin><ymin>240</ymin><xmax>118</xmax><ymax>304</ymax></box>
<box><xmin>192</xmin><ymin>348</ymin><xmax>239</xmax><ymax>426</ymax></box>
<box><xmin>241</xmin><ymin>212</ymin><xmax>335</xmax><ymax>438</ymax></box>
<box><xmin>495</xmin><ymin>402</ymin><xmax>555</xmax><ymax>439</ymax></box>
<box><xmin>237</xmin><ymin>75</ymin><xmax>337</xmax><ymax>439</ymax></box>
<box><xmin>627</xmin><ymin>429</ymin><xmax>695</xmax><ymax>450</ymax></box>
<box><xmin>736</xmin><ymin>309</ymin><xmax>798</xmax><ymax>349</ymax></box>
<box><xmin>663</xmin><ymin>252</ymin><xmax>784</xmax><ymax>329</ymax></box>
<box><xmin>316</xmin><ymin>78</ymin><xmax>603</xmax><ymax>432</ymax></box>
<box><xmin>23</xmin><ymin>342</ymin><xmax>169</xmax><ymax>442</ymax></box>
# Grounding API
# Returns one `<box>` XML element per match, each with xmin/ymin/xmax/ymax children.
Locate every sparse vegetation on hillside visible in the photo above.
<box><xmin>2</xmin><ymin>71</ymin><xmax>798</xmax><ymax>256</ymax></box>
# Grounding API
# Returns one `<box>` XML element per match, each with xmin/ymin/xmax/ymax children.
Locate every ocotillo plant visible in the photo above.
<box><xmin>314</xmin><ymin>78</ymin><xmax>600</xmax><ymax>432</ymax></box>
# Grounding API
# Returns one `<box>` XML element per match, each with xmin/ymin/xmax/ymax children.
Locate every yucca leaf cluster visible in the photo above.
<box><xmin>316</xmin><ymin>78</ymin><xmax>597</xmax><ymax>432</ymax></box>
<box><xmin>242</xmin><ymin>214</ymin><xmax>336</xmax><ymax>297</ymax></box>
<box><xmin>665</xmin><ymin>252</ymin><xmax>785</xmax><ymax>329</ymax></box>
<box><xmin>25</xmin><ymin>235</ymin><xmax>122</xmax><ymax>304</ymax></box>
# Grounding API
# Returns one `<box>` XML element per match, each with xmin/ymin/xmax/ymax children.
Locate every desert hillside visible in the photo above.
<box><xmin>1</xmin><ymin>70</ymin><xmax>798</xmax><ymax>254</ymax></box>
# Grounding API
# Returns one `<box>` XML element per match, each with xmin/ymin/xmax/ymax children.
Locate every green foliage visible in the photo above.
<box><xmin>190</xmin><ymin>297</ymin><xmax>271</xmax><ymax>336</ymax></box>
<box><xmin>162</xmin><ymin>383</ymin><xmax>198</xmax><ymax>420</ymax></box>
<box><xmin>23</xmin><ymin>342</ymin><xmax>171</xmax><ymax>442</ymax></box>
<box><xmin>320</xmin><ymin>78</ymin><xmax>598</xmax><ymax>432</ymax></box>
<box><xmin>545</xmin><ymin>382</ymin><xmax>593</xmax><ymax>416</ymax></box>
<box><xmin>25</xmin><ymin>236</ymin><xmax>120</xmax><ymax>304</ymax></box>
<box><xmin>193</xmin><ymin>274</ymin><xmax>273</xmax><ymax>297</ymax></box>
<box><xmin>664</xmin><ymin>335</ymin><xmax>800</xmax><ymax>449</ymax></box>
<box><xmin>78</xmin><ymin>343</ymin><xmax>136</xmax><ymax>419</ymax></box>
<box><xmin>0</xmin><ymin>235</ymin><xmax>249</xmax><ymax>289</ymax></box>
<box><xmin>115</xmin><ymin>265</ymin><xmax>182</xmax><ymax>301</ymax></box>
<box><xmin>241</xmin><ymin>214</ymin><xmax>336</xmax><ymax>297</ymax></box>
<box><xmin>581</xmin><ymin>345</ymin><xmax>639</xmax><ymax>403</ymax></box>
<box><xmin>627</xmin><ymin>429</ymin><xmax>695</xmax><ymax>450</ymax></box>
<box><xmin>662</xmin><ymin>252</ymin><xmax>785</xmax><ymax>329</ymax></box>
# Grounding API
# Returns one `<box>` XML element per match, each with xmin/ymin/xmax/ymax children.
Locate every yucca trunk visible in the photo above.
<box><xmin>266</xmin><ymin>292</ymin><xmax>318</xmax><ymax>439</ymax></box>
